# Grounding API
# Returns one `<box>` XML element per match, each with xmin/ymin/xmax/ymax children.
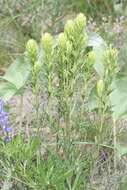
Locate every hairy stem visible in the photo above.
<box><xmin>113</xmin><ymin>118</ymin><xmax>117</xmax><ymax>173</ymax></box>
<box><xmin>19</xmin><ymin>94</ymin><xmax>23</xmax><ymax>133</ymax></box>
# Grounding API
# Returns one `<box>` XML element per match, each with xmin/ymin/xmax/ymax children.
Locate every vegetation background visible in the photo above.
<box><xmin>1</xmin><ymin>0</ymin><xmax>127</xmax><ymax>190</ymax></box>
<box><xmin>0</xmin><ymin>0</ymin><xmax>127</xmax><ymax>68</ymax></box>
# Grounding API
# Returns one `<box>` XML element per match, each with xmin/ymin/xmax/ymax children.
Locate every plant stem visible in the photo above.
<box><xmin>81</xmin><ymin>82</ymin><xmax>87</xmax><ymax>119</ymax></box>
<box><xmin>100</xmin><ymin>109</ymin><xmax>104</xmax><ymax>135</ymax></box>
<box><xmin>35</xmin><ymin>86</ymin><xmax>42</xmax><ymax>139</ymax></box>
<box><xmin>98</xmin><ymin>96</ymin><xmax>105</xmax><ymax>141</ymax></box>
<box><xmin>64</xmin><ymin>99</ymin><xmax>71</xmax><ymax>159</ymax></box>
<box><xmin>35</xmin><ymin>89</ymin><xmax>39</xmax><ymax>124</ymax></box>
<box><xmin>113</xmin><ymin>118</ymin><xmax>117</xmax><ymax>173</ymax></box>
<box><xmin>19</xmin><ymin>94</ymin><xmax>23</xmax><ymax>133</ymax></box>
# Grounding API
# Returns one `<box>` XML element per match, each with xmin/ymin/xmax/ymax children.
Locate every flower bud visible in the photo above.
<box><xmin>58</xmin><ymin>33</ymin><xmax>67</xmax><ymax>49</ymax></box>
<box><xmin>104</xmin><ymin>46</ymin><xmax>118</xmax><ymax>69</ymax></box>
<box><xmin>34</xmin><ymin>62</ymin><xmax>41</xmax><ymax>74</ymax></box>
<box><xmin>66</xmin><ymin>41</ymin><xmax>72</xmax><ymax>54</ymax></box>
<box><xmin>111</xmin><ymin>48</ymin><xmax>118</xmax><ymax>57</ymax></box>
<box><xmin>97</xmin><ymin>79</ymin><xmax>104</xmax><ymax>97</ymax></box>
<box><xmin>75</xmin><ymin>13</ymin><xmax>86</xmax><ymax>29</ymax></box>
<box><xmin>105</xmin><ymin>47</ymin><xmax>118</xmax><ymax>60</ymax></box>
<box><xmin>41</xmin><ymin>33</ymin><xmax>53</xmax><ymax>53</ymax></box>
<box><xmin>65</xmin><ymin>20</ymin><xmax>74</xmax><ymax>35</ymax></box>
<box><xmin>26</xmin><ymin>39</ymin><xmax>38</xmax><ymax>57</ymax></box>
<box><xmin>87</xmin><ymin>51</ymin><xmax>95</xmax><ymax>66</ymax></box>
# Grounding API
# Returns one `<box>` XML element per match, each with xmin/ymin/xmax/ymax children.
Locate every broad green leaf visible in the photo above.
<box><xmin>88</xmin><ymin>33</ymin><xmax>107</xmax><ymax>77</ymax></box>
<box><xmin>110</xmin><ymin>76</ymin><xmax>127</xmax><ymax>119</ymax></box>
<box><xmin>88</xmin><ymin>33</ymin><xmax>106</xmax><ymax>48</ymax></box>
<box><xmin>0</xmin><ymin>82</ymin><xmax>17</xmax><ymax>101</ymax></box>
<box><xmin>88</xmin><ymin>85</ymin><xmax>99</xmax><ymax>111</ymax></box>
<box><xmin>2</xmin><ymin>181</ymin><xmax>12</xmax><ymax>190</ymax></box>
<box><xmin>114</xmin><ymin>3</ymin><xmax>123</xmax><ymax>14</ymax></box>
<box><xmin>116</xmin><ymin>144</ymin><xmax>127</xmax><ymax>158</ymax></box>
<box><xmin>0</xmin><ymin>56</ymin><xmax>30</xmax><ymax>89</ymax></box>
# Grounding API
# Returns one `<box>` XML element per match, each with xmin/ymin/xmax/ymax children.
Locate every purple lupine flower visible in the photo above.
<box><xmin>4</xmin><ymin>136</ymin><xmax>12</xmax><ymax>143</ymax></box>
<box><xmin>0</xmin><ymin>98</ymin><xmax>4</xmax><ymax>113</ymax></box>
<box><xmin>0</xmin><ymin>98</ymin><xmax>12</xmax><ymax>140</ymax></box>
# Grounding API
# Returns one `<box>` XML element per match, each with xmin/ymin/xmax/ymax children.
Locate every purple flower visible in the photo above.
<box><xmin>0</xmin><ymin>98</ymin><xmax>12</xmax><ymax>140</ymax></box>
<box><xmin>4</xmin><ymin>136</ymin><xmax>11</xmax><ymax>143</ymax></box>
<box><xmin>6</xmin><ymin>127</ymin><xmax>12</xmax><ymax>133</ymax></box>
<box><xmin>0</xmin><ymin>111</ymin><xmax>9</xmax><ymax>130</ymax></box>
<box><xmin>0</xmin><ymin>98</ymin><xmax>4</xmax><ymax>113</ymax></box>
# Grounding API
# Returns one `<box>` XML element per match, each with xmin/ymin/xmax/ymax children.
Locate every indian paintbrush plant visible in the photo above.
<box><xmin>41</xmin><ymin>33</ymin><xmax>54</xmax><ymax>99</ymax></box>
<box><xmin>41</xmin><ymin>33</ymin><xmax>54</xmax><ymax>126</ymax></box>
<box><xmin>0</xmin><ymin>13</ymin><xmax>123</xmax><ymax>188</ymax></box>
<box><xmin>95</xmin><ymin>46</ymin><xmax>118</xmax><ymax>171</ymax></box>
<box><xmin>103</xmin><ymin>47</ymin><xmax>118</xmax><ymax>172</ymax></box>
<box><xmin>56</xmin><ymin>14</ymin><xmax>89</xmax><ymax>155</ymax></box>
<box><xmin>26</xmin><ymin>39</ymin><xmax>41</xmax><ymax>126</ymax></box>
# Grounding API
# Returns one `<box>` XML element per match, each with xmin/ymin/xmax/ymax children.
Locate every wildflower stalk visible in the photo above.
<box><xmin>57</xmin><ymin>32</ymin><xmax>71</xmax><ymax>152</ymax></box>
<box><xmin>97</xmin><ymin>47</ymin><xmax>118</xmax><ymax>142</ymax></box>
<box><xmin>56</xmin><ymin>14</ymin><xmax>88</xmax><ymax>156</ymax></box>
<box><xmin>26</xmin><ymin>39</ymin><xmax>41</xmax><ymax>128</ymax></box>
<box><xmin>41</xmin><ymin>32</ymin><xmax>54</xmax><ymax>141</ymax></box>
<box><xmin>103</xmin><ymin>47</ymin><xmax>118</xmax><ymax>162</ymax></box>
<box><xmin>33</xmin><ymin>62</ymin><xmax>42</xmax><ymax>126</ymax></box>
<box><xmin>42</xmin><ymin>33</ymin><xmax>53</xmax><ymax>95</ymax></box>
<box><xmin>81</xmin><ymin>51</ymin><xmax>95</xmax><ymax>119</ymax></box>
<box><xmin>96</xmin><ymin>46</ymin><xmax>118</xmax><ymax>169</ymax></box>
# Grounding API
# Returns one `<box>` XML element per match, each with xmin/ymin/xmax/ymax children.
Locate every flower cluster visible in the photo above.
<box><xmin>0</xmin><ymin>98</ymin><xmax>12</xmax><ymax>139</ymax></box>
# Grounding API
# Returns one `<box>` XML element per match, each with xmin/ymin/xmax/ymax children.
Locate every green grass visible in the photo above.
<box><xmin>0</xmin><ymin>135</ymin><xmax>94</xmax><ymax>189</ymax></box>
